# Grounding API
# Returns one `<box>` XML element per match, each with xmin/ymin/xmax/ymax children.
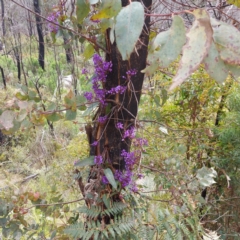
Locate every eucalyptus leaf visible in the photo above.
<box><xmin>74</xmin><ymin>156</ymin><xmax>95</xmax><ymax>167</ymax></box>
<box><xmin>91</xmin><ymin>0</ymin><xmax>121</xmax><ymax>20</ymax></box>
<box><xmin>203</xmin><ymin>42</ymin><xmax>228</xmax><ymax>83</ymax></box>
<box><xmin>0</xmin><ymin>110</ymin><xmax>15</xmax><ymax>130</ymax></box>
<box><xmin>76</xmin><ymin>0</ymin><xmax>90</xmax><ymax>24</ymax></box>
<box><xmin>65</xmin><ymin>110</ymin><xmax>77</xmax><ymax>121</ymax></box>
<box><xmin>104</xmin><ymin>168</ymin><xmax>117</xmax><ymax>189</ymax></box>
<box><xmin>115</xmin><ymin>2</ymin><xmax>144</xmax><ymax>60</ymax></box>
<box><xmin>142</xmin><ymin>16</ymin><xmax>185</xmax><ymax>76</ymax></box>
<box><xmin>170</xmin><ymin>9</ymin><xmax>213</xmax><ymax>90</ymax></box>
<box><xmin>211</xmin><ymin>18</ymin><xmax>240</xmax><ymax>65</ymax></box>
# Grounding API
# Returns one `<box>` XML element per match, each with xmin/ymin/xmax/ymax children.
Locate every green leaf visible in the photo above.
<box><xmin>82</xmin><ymin>102</ymin><xmax>99</xmax><ymax>117</ymax></box>
<box><xmin>100</xmin><ymin>18</ymin><xmax>114</xmax><ymax>32</ymax></box>
<box><xmin>203</xmin><ymin>42</ymin><xmax>228</xmax><ymax>83</ymax></box>
<box><xmin>76</xmin><ymin>0</ymin><xmax>90</xmax><ymax>24</ymax></box>
<box><xmin>46</xmin><ymin>113</ymin><xmax>63</xmax><ymax>122</ymax></box>
<box><xmin>143</xmin><ymin>16</ymin><xmax>186</xmax><ymax>76</ymax></box>
<box><xmin>170</xmin><ymin>9</ymin><xmax>213</xmax><ymax>90</ymax></box>
<box><xmin>47</xmin><ymin>102</ymin><xmax>57</xmax><ymax>111</ymax></box>
<box><xmin>21</xmin><ymin>118</ymin><xmax>33</xmax><ymax>129</ymax></box>
<box><xmin>115</xmin><ymin>2</ymin><xmax>144</xmax><ymax>60</ymax></box>
<box><xmin>74</xmin><ymin>156</ymin><xmax>95</xmax><ymax>167</ymax></box>
<box><xmin>227</xmin><ymin>64</ymin><xmax>240</xmax><ymax>79</ymax></box>
<box><xmin>104</xmin><ymin>168</ymin><xmax>117</xmax><ymax>189</ymax></box>
<box><xmin>16</xmin><ymin>92</ymin><xmax>28</xmax><ymax>101</ymax></box>
<box><xmin>64</xmin><ymin>90</ymin><xmax>76</xmax><ymax>109</ymax></box>
<box><xmin>28</xmin><ymin>90</ymin><xmax>37</xmax><ymax>100</ymax></box>
<box><xmin>83</xmin><ymin>44</ymin><xmax>95</xmax><ymax>60</ymax></box>
<box><xmin>65</xmin><ymin>109</ymin><xmax>77</xmax><ymax>120</ymax></box>
<box><xmin>0</xmin><ymin>110</ymin><xmax>15</xmax><ymax>130</ymax></box>
<box><xmin>76</xmin><ymin>95</ymin><xmax>87</xmax><ymax>111</ymax></box>
<box><xmin>16</xmin><ymin>109</ymin><xmax>28</xmax><ymax>122</ymax></box>
<box><xmin>226</xmin><ymin>0</ymin><xmax>240</xmax><ymax>8</ymax></box>
<box><xmin>91</xmin><ymin>0</ymin><xmax>121</xmax><ymax>21</ymax></box>
<box><xmin>211</xmin><ymin>18</ymin><xmax>240</xmax><ymax>65</ymax></box>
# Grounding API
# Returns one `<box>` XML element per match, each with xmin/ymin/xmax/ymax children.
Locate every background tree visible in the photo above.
<box><xmin>33</xmin><ymin>0</ymin><xmax>44</xmax><ymax>70</ymax></box>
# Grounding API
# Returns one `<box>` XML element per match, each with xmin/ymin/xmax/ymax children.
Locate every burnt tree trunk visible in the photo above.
<box><xmin>82</xmin><ymin>0</ymin><xmax>152</xmax><ymax>232</ymax></box>
<box><xmin>0</xmin><ymin>65</ymin><xmax>6</xmax><ymax>89</ymax></box>
<box><xmin>63</xmin><ymin>37</ymin><xmax>74</xmax><ymax>63</ymax></box>
<box><xmin>33</xmin><ymin>0</ymin><xmax>44</xmax><ymax>70</ymax></box>
<box><xmin>1</xmin><ymin>0</ymin><xmax>5</xmax><ymax>36</ymax></box>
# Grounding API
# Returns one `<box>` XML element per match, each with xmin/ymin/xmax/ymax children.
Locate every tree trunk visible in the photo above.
<box><xmin>0</xmin><ymin>65</ymin><xmax>6</xmax><ymax>89</ymax></box>
<box><xmin>1</xmin><ymin>0</ymin><xmax>6</xmax><ymax>36</ymax></box>
<box><xmin>63</xmin><ymin>36</ymin><xmax>73</xmax><ymax>63</ymax></box>
<box><xmin>27</xmin><ymin>10</ymin><xmax>33</xmax><ymax>37</ymax></box>
<box><xmin>33</xmin><ymin>0</ymin><xmax>44</xmax><ymax>70</ymax></box>
<box><xmin>83</xmin><ymin>0</ymin><xmax>152</xmax><ymax>232</ymax></box>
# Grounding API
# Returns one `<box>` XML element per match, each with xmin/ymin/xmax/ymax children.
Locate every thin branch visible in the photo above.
<box><xmin>26</xmin><ymin>198</ymin><xmax>85</xmax><ymax>210</ymax></box>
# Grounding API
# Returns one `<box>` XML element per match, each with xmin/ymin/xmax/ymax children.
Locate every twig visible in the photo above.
<box><xmin>26</xmin><ymin>197</ymin><xmax>85</xmax><ymax>210</ymax></box>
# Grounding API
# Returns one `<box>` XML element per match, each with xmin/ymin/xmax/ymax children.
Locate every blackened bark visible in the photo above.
<box><xmin>80</xmin><ymin>2</ymin><xmax>152</xmax><ymax>239</ymax></box>
<box><xmin>87</xmin><ymin>0</ymin><xmax>152</xmax><ymax>199</ymax></box>
<box><xmin>0</xmin><ymin>65</ymin><xmax>6</xmax><ymax>89</ymax></box>
<box><xmin>91</xmin><ymin>0</ymin><xmax>151</xmax><ymax>170</ymax></box>
<box><xmin>27</xmin><ymin>10</ymin><xmax>33</xmax><ymax>37</ymax></box>
<box><xmin>14</xmin><ymin>47</ymin><xmax>21</xmax><ymax>82</ymax></box>
<box><xmin>63</xmin><ymin>37</ymin><xmax>73</xmax><ymax>63</ymax></box>
<box><xmin>1</xmin><ymin>0</ymin><xmax>5</xmax><ymax>36</ymax></box>
<box><xmin>33</xmin><ymin>0</ymin><xmax>44</xmax><ymax>70</ymax></box>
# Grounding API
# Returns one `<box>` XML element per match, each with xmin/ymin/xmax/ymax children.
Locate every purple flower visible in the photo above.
<box><xmin>130</xmin><ymin>184</ymin><xmax>138</xmax><ymax>193</ymax></box>
<box><xmin>126</xmin><ymin>69</ymin><xmax>137</xmax><ymax>76</ymax></box>
<box><xmin>134</xmin><ymin>138</ymin><xmax>148</xmax><ymax>147</ymax></box>
<box><xmin>82</xmin><ymin>68</ymin><xmax>88</xmax><ymax>74</ymax></box>
<box><xmin>88</xmin><ymin>54</ymin><xmax>112</xmax><ymax>105</ymax></box>
<box><xmin>47</xmin><ymin>11</ymin><xmax>60</xmax><ymax>33</ymax></box>
<box><xmin>91</xmin><ymin>19</ymin><xmax>100</xmax><ymax>23</ymax></box>
<box><xmin>84</xmin><ymin>92</ymin><xmax>93</xmax><ymax>101</ymax></box>
<box><xmin>123</xmin><ymin>127</ymin><xmax>135</xmax><ymax>139</ymax></box>
<box><xmin>102</xmin><ymin>176</ymin><xmax>109</xmax><ymax>184</ymax></box>
<box><xmin>108</xmin><ymin>86</ymin><xmax>127</xmax><ymax>95</ymax></box>
<box><xmin>116</xmin><ymin>122</ymin><xmax>124</xmax><ymax>129</ymax></box>
<box><xmin>121</xmin><ymin>150</ymin><xmax>136</xmax><ymax>167</ymax></box>
<box><xmin>115</xmin><ymin>169</ymin><xmax>133</xmax><ymax>187</ymax></box>
<box><xmin>98</xmin><ymin>116</ymin><xmax>108</xmax><ymax>123</ymax></box>
<box><xmin>94</xmin><ymin>156</ymin><xmax>103</xmax><ymax>165</ymax></box>
<box><xmin>91</xmin><ymin>141</ymin><xmax>98</xmax><ymax>146</ymax></box>
<box><xmin>137</xmin><ymin>173</ymin><xmax>144</xmax><ymax>179</ymax></box>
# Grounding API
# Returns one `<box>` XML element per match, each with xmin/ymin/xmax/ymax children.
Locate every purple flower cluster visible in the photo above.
<box><xmin>84</xmin><ymin>92</ymin><xmax>93</xmax><ymax>101</ymax></box>
<box><xmin>108</xmin><ymin>85</ymin><xmax>127</xmax><ymax>95</ymax></box>
<box><xmin>114</xmin><ymin>149</ymin><xmax>137</xmax><ymax>188</ymax></box>
<box><xmin>133</xmin><ymin>138</ymin><xmax>148</xmax><ymax>147</ymax></box>
<box><xmin>47</xmin><ymin>11</ymin><xmax>60</xmax><ymax>33</ymax></box>
<box><xmin>84</xmin><ymin>54</ymin><xmax>112</xmax><ymax>105</ymax></box>
<box><xmin>82</xmin><ymin>68</ymin><xmax>88</xmax><ymax>74</ymax></box>
<box><xmin>123</xmin><ymin>127</ymin><xmax>136</xmax><ymax>139</ymax></box>
<box><xmin>121</xmin><ymin>150</ymin><xmax>136</xmax><ymax>166</ymax></box>
<box><xmin>126</xmin><ymin>69</ymin><xmax>137</xmax><ymax>76</ymax></box>
<box><xmin>98</xmin><ymin>115</ymin><xmax>108</xmax><ymax>123</ymax></box>
<box><xmin>116</xmin><ymin>122</ymin><xmax>124</xmax><ymax>129</ymax></box>
<box><xmin>94</xmin><ymin>156</ymin><xmax>103</xmax><ymax>165</ymax></box>
<box><xmin>115</xmin><ymin>169</ymin><xmax>133</xmax><ymax>187</ymax></box>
